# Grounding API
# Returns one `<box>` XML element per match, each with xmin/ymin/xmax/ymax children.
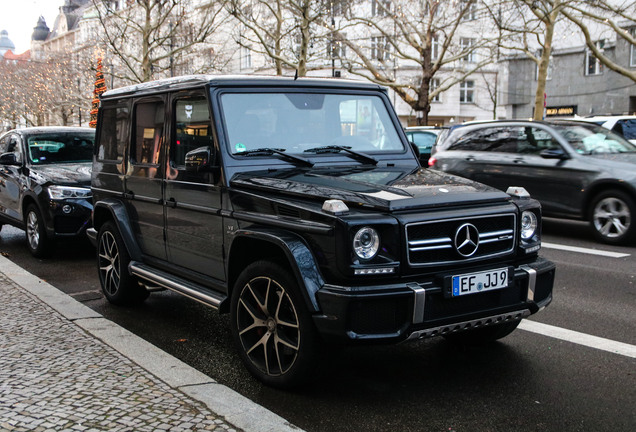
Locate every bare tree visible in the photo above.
<box><xmin>333</xmin><ymin>0</ymin><xmax>501</xmax><ymax>125</ymax></box>
<box><xmin>227</xmin><ymin>0</ymin><xmax>333</xmax><ymax>76</ymax></box>
<box><xmin>559</xmin><ymin>0</ymin><xmax>636</xmax><ymax>82</ymax></box>
<box><xmin>91</xmin><ymin>0</ymin><xmax>229</xmax><ymax>83</ymax></box>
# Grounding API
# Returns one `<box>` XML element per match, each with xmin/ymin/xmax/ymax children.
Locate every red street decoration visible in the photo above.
<box><xmin>89</xmin><ymin>58</ymin><xmax>107</xmax><ymax>128</ymax></box>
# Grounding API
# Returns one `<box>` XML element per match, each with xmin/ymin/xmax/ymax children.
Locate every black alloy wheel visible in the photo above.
<box><xmin>97</xmin><ymin>221</ymin><xmax>148</xmax><ymax>306</ymax></box>
<box><xmin>230</xmin><ymin>261</ymin><xmax>319</xmax><ymax>388</ymax></box>
<box><xmin>590</xmin><ymin>190</ymin><xmax>636</xmax><ymax>245</ymax></box>
<box><xmin>24</xmin><ymin>204</ymin><xmax>52</xmax><ymax>258</ymax></box>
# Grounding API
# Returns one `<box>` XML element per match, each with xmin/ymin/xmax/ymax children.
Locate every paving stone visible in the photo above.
<box><xmin>0</xmin><ymin>273</ymin><xmax>237</xmax><ymax>432</ymax></box>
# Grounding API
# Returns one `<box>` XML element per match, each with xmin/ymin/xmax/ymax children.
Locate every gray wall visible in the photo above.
<box><xmin>506</xmin><ymin>36</ymin><xmax>636</xmax><ymax>119</ymax></box>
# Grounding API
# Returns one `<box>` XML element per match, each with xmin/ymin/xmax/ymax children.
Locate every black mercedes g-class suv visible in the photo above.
<box><xmin>88</xmin><ymin>75</ymin><xmax>555</xmax><ymax>388</ymax></box>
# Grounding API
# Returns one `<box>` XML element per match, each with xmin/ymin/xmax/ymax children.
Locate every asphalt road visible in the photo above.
<box><xmin>1</xmin><ymin>218</ymin><xmax>634</xmax><ymax>432</ymax></box>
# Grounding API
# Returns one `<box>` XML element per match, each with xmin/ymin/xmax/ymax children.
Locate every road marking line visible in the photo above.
<box><xmin>519</xmin><ymin>320</ymin><xmax>636</xmax><ymax>359</ymax></box>
<box><xmin>542</xmin><ymin>242</ymin><xmax>630</xmax><ymax>258</ymax></box>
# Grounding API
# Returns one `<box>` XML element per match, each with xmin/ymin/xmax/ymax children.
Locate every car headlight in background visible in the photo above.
<box><xmin>521</xmin><ymin>210</ymin><xmax>538</xmax><ymax>240</ymax></box>
<box><xmin>47</xmin><ymin>185</ymin><xmax>92</xmax><ymax>200</ymax></box>
<box><xmin>353</xmin><ymin>227</ymin><xmax>380</xmax><ymax>260</ymax></box>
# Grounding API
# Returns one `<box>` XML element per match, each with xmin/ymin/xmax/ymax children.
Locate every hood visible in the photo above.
<box><xmin>231</xmin><ymin>166</ymin><xmax>510</xmax><ymax>212</ymax></box>
<box><xmin>29</xmin><ymin>163</ymin><xmax>92</xmax><ymax>186</ymax></box>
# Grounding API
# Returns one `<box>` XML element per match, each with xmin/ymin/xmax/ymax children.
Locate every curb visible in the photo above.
<box><xmin>0</xmin><ymin>253</ymin><xmax>302</xmax><ymax>432</ymax></box>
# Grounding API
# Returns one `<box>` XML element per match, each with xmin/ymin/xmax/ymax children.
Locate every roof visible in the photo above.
<box><xmin>100</xmin><ymin>74</ymin><xmax>386</xmax><ymax>99</ymax></box>
<box><xmin>3</xmin><ymin>126</ymin><xmax>94</xmax><ymax>137</ymax></box>
<box><xmin>2</xmin><ymin>49</ymin><xmax>31</xmax><ymax>61</ymax></box>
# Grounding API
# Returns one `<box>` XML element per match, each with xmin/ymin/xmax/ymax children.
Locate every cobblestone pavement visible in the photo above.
<box><xmin>0</xmin><ymin>272</ymin><xmax>238</xmax><ymax>432</ymax></box>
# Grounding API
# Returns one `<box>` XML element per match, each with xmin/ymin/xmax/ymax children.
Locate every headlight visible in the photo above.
<box><xmin>521</xmin><ymin>210</ymin><xmax>538</xmax><ymax>240</ymax></box>
<box><xmin>47</xmin><ymin>185</ymin><xmax>92</xmax><ymax>200</ymax></box>
<box><xmin>353</xmin><ymin>227</ymin><xmax>380</xmax><ymax>260</ymax></box>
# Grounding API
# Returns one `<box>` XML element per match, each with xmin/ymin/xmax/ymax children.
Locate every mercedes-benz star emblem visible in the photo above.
<box><xmin>454</xmin><ymin>223</ymin><xmax>480</xmax><ymax>257</ymax></box>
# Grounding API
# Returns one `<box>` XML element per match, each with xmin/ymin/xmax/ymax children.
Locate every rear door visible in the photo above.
<box><xmin>124</xmin><ymin>97</ymin><xmax>168</xmax><ymax>260</ymax></box>
<box><xmin>0</xmin><ymin>133</ymin><xmax>25</xmax><ymax>221</ymax></box>
<box><xmin>164</xmin><ymin>91</ymin><xmax>225</xmax><ymax>282</ymax></box>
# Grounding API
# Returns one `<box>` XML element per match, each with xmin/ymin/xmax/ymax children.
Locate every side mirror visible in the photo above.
<box><xmin>0</xmin><ymin>152</ymin><xmax>21</xmax><ymax>166</ymax></box>
<box><xmin>540</xmin><ymin>148</ymin><xmax>568</xmax><ymax>160</ymax></box>
<box><xmin>185</xmin><ymin>146</ymin><xmax>213</xmax><ymax>172</ymax></box>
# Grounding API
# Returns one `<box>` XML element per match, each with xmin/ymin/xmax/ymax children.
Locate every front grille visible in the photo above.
<box><xmin>406</xmin><ymin>214</ymin><xmax>516</xmax><ymax>267</ymax></box>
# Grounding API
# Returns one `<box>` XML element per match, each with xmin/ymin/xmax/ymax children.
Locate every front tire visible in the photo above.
<box><xmin>590</xmin><ymin>190</ymin><xmax>636</xmax><ymax>245</ymax></box>
<box><xmin>97</xmin><ymin>221</ymin><xmax>148</xmax><ymax>306</ymax></box>
<box><xmin>25</xmin><ymin>204</ymin><xmax>52</xmax><ymax>258</ymax></box>
<box><xmin>230</xmin><ymin>261</ymin><xmax>320</xmax><ymax>388</ymax></box>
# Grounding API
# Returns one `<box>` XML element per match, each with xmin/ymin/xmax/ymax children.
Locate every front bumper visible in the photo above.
<box><xmin>313</xmin><ymin>256</ymin><xmax>555</xmax><ymax>344</ymax></box>
<box><xmin>45</xmin><ymin>198</ymin><xmax>93</xmax><ymax>238</ymax></box>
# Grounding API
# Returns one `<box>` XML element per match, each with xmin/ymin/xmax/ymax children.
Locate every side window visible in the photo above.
<box><xmin>3</xmin><ymin>134</ymin><xmax>23</xmax><ymax>162</ymax></box>
<box><xmin>516</xmin><ymin>127</ymin><xmax>559</xmax><ymax>155</ymax></box>
<box><xmin>169</xmin><ymin>97</ymin><xmax>214</xmax><ymax>182</ymax></box>
<box><xmin>97</xmin><ymin>105</ymin><xmax>129</xmax><ymax>161</ymax></box>
<box><xmin>133</xmin><ymin>101</ymin><xmax>164</xmax><ymax>166</ymax></box>
<box><xmin>615</xmin><ymin>120</ymin><xmax>636</xmax><ymax>140</ymax></box>
<box><xmin>450</xmin><ymin>127</ymin><xmax>517</xmax><ymax>153</ymax></box>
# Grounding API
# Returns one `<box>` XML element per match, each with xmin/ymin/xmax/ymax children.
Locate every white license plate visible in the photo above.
<box><xmin>452</xmin><ymin>268</ymin><xmax>508</xmax><ymax>297</ymax></box>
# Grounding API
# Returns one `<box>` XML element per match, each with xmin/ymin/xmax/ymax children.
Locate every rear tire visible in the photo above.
<box><xmin>589</xmin><ymin>190</ymin><xmax>636</xmax><ymax>245</ymax></box>
<box><xmin>230</xmin><ymin>261</ymin><xmax>320</xmax><ymax>388</ymax></box>
<box><xmin>97</xmin><ymin>221</ymin><xmax>148</xmax><ymax>306</ymax></box>
<box><xmin>443</xmin><ymin>320</ymin><xmax>521</xmax><ymax>345</ymax></box>
<box><xmin>25</xmin><ymin>204</ymin><xmax>53</xmax><ymax>258</ymax></box>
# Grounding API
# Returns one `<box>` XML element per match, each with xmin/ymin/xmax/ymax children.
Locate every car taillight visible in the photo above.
<box><xmin>428</xmin><ymin>156</ymin><xmax>437</xmax><ymax>167</ymax></box>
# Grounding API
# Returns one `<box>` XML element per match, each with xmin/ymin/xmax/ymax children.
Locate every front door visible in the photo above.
<box><xmin>164</xmin><ymin>93</ymin><xmax>225</xmax><ymax>282</ymax></box>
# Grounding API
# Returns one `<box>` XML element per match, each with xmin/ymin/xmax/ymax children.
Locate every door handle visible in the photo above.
<box><xmin>165</xmin><ymin>197</ymin><xmax>177</xmax><ymax>208</ymax></box>
<box><xmin>123</xmin><ymin>191</ymin><xmax>134</xmax><ymax>199</ymax></box>
<box><xmin>465</xmin><ymin>156</ymin><xmax>475</xmax><ymax>161</ymax></box>
<box><xmin>513</xmin><ymin>158</ymin><xmax>524</xmax><ymax>164</ymax></box>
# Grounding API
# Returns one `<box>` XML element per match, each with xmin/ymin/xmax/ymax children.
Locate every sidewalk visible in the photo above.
<box><xmin>0</xmin><ymin>255</ymin><xmax>302</xmax><ymax>432</ymax></box>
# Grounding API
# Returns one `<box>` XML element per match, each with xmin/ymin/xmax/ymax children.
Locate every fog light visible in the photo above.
<box><xmin>62</xmin><ymin>204</ymin><xmax>73</xmax><ymax>214</ymax></box>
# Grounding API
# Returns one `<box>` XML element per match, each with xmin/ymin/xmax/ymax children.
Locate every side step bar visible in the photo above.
<box><xmin>129</xmin><ymin>261</ymin><xmax>226</xmax><ymax>309</ymax></box>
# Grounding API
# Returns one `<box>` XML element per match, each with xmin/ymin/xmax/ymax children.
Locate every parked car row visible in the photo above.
<box><xmin>429</xmin><ymin>119</ymin><xmax>636</xmax><ymax>245</ymax></box>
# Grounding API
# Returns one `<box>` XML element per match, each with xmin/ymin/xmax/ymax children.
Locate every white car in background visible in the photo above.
<box><xmin>575</xmin><ymin>115</ymin><xmax>636</xmax><ymax>144</ymax></box>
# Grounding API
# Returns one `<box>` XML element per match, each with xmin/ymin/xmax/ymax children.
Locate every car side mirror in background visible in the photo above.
<box><xmin>0</xmin><ymin>152</ymin><xmax>21</xmax><ymax>166</ymax></box>
<box><xmin>185</xmin><ymin>146</ymin><xmax>214</xmax><ymax>172</ymax></box>
<box><xmin>540</xmin><ymin>149</ymin><xmax>568</xmax><ymax>160</ymax></box>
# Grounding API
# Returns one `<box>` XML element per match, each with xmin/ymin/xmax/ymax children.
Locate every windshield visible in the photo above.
<box><xmin>28</xmin><ymin>132</ymin><xmax>94</xmax><ymax>165</ymax></box>
<box><xmin>552</xmin><ymin>124</ymin><xmax>636</xmax><ymax>154</ymax></box>
<box><xmin>220</xmin><ymin>92</ymin><xmax>404</xmax><ymax>156</ymax></box>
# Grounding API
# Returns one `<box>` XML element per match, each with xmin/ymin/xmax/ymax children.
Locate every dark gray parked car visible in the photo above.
<box><xmin>429</xmin><ymin>120</ymin><xmax>636</xmax><ymax>245</ymax></box>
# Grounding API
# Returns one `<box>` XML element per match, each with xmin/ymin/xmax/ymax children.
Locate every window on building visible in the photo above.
<box><xmin>371</xmin><ymin>36</ymin><xmax>391</xmax><ymax>61</ymax></box>
<box><xmin>460</xmin><ymin>37</ymin><xmax>475</xmax><ymax>63</ymax></box>
<box><xmin>372</xmin><ymin>0</ymin><xmax>391</xmax><ymax>17</ymax></box>
<box><xmin>585</xmin><ymin>41</ymin><xmax>604</xmax><ymax>76</ymax></box>
<box><xmin>331</xmin><ymin>36</ymin><xmax>346</xmax><ymax>59</ymax></box>
<box><xmin>328</xmin><ymin>0</ymin><xmax>346</xmax><ymax>16</ymax></box>
<box><xmin>630</xmin><ymin>28</ymin><xmax>636</xmax><ymax>67</ymax></box>
<box><xmin>431</xmin><ymin>35</ymin><xmax>439</xmax><ymax>60</ymax></box>
<box><xmin>240</xmin><ymin>46</ymin><xmax>252</xmax><ymax>70</ymax></box>
<box><xmin>459</xmin><ymin>80</ymin><xmax>475</xmax><ymax>103</ymax></box>
<box><xmin>460</xmin><ymin>0</ymin><xmax>477</xmax><ymax>21</ymax></box>
<box><xmin>431</xmin><ymin>78</ymin><xmax>441</xmax><ymax>102</ymax></box>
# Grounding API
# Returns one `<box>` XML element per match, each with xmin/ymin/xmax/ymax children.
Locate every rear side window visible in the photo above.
<box><xmin>133</xmin><ymin>101</ymin><xmax>165</xmax><ymax>165</ymax></box>
<box><xmin>449</xmin><ymin>127</ymin><xmax>518</xmax><ymax>153</ymax></box>
<box><xmin>615</xmin><ymin>120</ymin><xmax>636</xmax><ymax>140</ymax></box>
<box><xmin>97</xmin><ymin>105</ymin><xmax>129</xmax><ymax>161</ymax></box>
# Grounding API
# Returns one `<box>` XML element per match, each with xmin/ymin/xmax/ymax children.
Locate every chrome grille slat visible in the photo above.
<box><xmin>406</xmin><ymin>213</ymin><xmax>516</xmax><ymax>267</ymax></box>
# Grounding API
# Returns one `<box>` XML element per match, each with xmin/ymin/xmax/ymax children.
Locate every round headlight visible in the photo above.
<box><xmin>521</xmin><ymin>211</ymin><xmax>538</xmax><ymax>240</ymax></box>
<box><xmin>353</xmin><ymin>227</ymin><xmax>380</xmax><ymax>260</ymax></box>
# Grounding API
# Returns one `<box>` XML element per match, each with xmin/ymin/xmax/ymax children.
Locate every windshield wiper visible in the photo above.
<box><xmin>303</xmin><ymin>145</ymin><xmax>378</xmax><ymax>165</ymax></box>
<box><xmin>233</xmin><ymin>148</ymin><xmax>314</xmax><ymax>167</ymax></box>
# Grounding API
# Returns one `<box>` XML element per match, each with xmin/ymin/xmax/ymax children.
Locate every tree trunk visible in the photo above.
<box><xmin>533</xmin><ymin>4</ymin><xmax>558</xmax><ymax>121</ymax></box>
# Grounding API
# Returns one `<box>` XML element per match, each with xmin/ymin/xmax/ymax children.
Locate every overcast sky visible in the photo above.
<box><xmin>0</xmin><ymin>0</ymin><xmax>61</xmax><ymax>54</ymax></box>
